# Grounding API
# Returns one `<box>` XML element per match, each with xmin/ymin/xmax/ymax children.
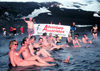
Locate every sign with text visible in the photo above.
<box><xmin>34</xmin><ymin>24</ymin><xmax>70</xmax><ymax>37</ymax></box>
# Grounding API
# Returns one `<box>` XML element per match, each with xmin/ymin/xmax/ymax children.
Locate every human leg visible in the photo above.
<box><xmin>25</xmin><ymin>56</ymin><xmax>48</xmax><ymax>64</ymax></box>
<box><xmin>17</xmin><ymin>60</ymin><xmax>55</xmax><ymax>66</ymax></box>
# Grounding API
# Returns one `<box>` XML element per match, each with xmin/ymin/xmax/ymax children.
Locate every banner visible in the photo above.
<box><xmin>34</xmin><ymin>24</ymin><xmax>70</xmax><ymax>37</ymax></box>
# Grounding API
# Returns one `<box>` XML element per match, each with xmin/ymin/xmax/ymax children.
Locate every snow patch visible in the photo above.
<box><xmin>93</xmin><ymin>13</ymin><xmax>100</xmax><ymax>17</ymax></box>
<box><xmin>22</xmin><ymin>7</ymin><xmax>51</xmax><ymax>18</ymax></box>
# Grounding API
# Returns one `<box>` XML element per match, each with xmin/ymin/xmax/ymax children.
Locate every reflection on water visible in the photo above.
<box><xmin>0</xmin><ymin>30</ymin><xmax>100</xmax><ymax>71</ymax></box>
<box><xmin>8</xmin><ymin>65</ymin><xmax>41</xmax><ymax>71</ymax></box>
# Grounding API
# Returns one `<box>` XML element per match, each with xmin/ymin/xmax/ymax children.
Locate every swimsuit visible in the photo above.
<box><xmin>92</xmin><ymin>32</ymin><xmax>97</xmax><ymax>34</ymax></box>
<box><xmin>27</xmin><ymin>28</ymin><xmax>34</xmax><ymax>34</ymax></box>
<box><xmin>33</xmin><ymin>47</ymin><xmax>40</xmax><ymax>55</ymax></box>
<box><xmin>92</xmin><ymin>29</ymin><xmax>97</xmax><ymax>34</ymax></box>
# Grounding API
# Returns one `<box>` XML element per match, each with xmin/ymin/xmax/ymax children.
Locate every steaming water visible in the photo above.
<box><xmin>0</xmin><ymin>27</ymin><xmax>100</xmax><ymax>71</ymax></box>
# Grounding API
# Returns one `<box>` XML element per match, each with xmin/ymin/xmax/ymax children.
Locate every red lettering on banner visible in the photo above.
<box><xmin>42</xmin><ymin>25</ymin><xmax>64</xmax><ymax>33</ymax></box>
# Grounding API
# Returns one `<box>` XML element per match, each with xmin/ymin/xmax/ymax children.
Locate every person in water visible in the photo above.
<box><xmin>72</xmin><ymin>36</ymin><xmax>81</xmax><ymax>48</ymax></box>
<box><xmin>8</xmin><ymin>40</ymin><xmax>55</xmax><ymax>67</ymax></box>
<box><xmin>82</xmin><ymin>34</ymin><xmax>92</xmax><ymax>44</ymax></box>
<box><xmin>66</xmin><ymin>34</ymin><xmax>73</xmax><ymax>46</ymax></box>
<box><xmin>91</xmin><ymin>24</ymin><xmax>98</xmax><ymax>43</ymax></box>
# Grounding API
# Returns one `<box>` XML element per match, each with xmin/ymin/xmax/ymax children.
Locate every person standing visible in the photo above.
<box><xmin>20</xmin><ymin>26</ymin><xmax>24</xmax><ymax>34</ymax></box>
<box><xmin>91</xmin><ymin>24</ymin><xmax>98</xmax><ymax>43</ymax></box>
<box><xmin>70</xmin><ymin>22</ymin><xmax>76</xmax><ymax>38</ymax></box>
<box><xmin>2</xmin><ymin>27</ymin><xmax>7</xmax><ymax>37</ymax></box>
<box><xmin>23</xmin><ymin>17</ymin><xmax>35</xmax><ymax>38</ymax></box>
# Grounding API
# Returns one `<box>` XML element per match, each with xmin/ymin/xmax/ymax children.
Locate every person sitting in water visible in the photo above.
<box><xmin>8</xmin><ymin>40</ymin><xmax>55</xmax><ymax>67</ymax></box>
<box><xmin>48</xmin><ymin>33</ymin><xmax>56</xmax><ymax>44</ymax></box>
<box><xmin>55</xmin><ymin>35</ymin><xmax>61</xmax><ymax>44</ymax></box>
<box><xmin>66</xmin><ymin>34</ymin><xmax>73</xmax><ymax>46</ymax></box>
<box><xmin>72</xmin><ymin>36</ymin><xmax>81</xmax><ymax>48</ymax></box>
<box><xmin>82</xmin><ymin>34</ymin><xmax>92</xmax><ymax>44</ymax></box>
<box><xmin>40</xmin><ymin>33</ymin><xmax>59</xmax><ymax>49</ymax></box>
<box><xmin>35</xmin><ymin>38</ymin><xmax>52</xmax><ymax>57</ymax></box>
<box><xmin>75</xmin><ymin>34</ymin><xmax>82</xmax><ymax>42</ymax></box>
<box><xmin>40</xmin><ymin>33</ymin><xmax>50</xmax><ymax>48</ymax></box>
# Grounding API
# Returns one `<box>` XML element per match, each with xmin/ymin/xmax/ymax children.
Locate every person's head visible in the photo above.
<box><xmin>49</xmin><ymin>33</ymin><xmax>52</xmax><ymax>37</ymax></box>
<box><xmin>42</xmin><ymin>33</ymin><xmax>47</xmax><ymax>36</ymax></box>
<box><xmin>75</xmin><ymin>34</ymin><xmax>79</xmax><ymax>37</ymax></box>
<box><xmin>30</xmin><ymin>36</ymin><xmax>36</xmax><ymax>42</ymax></box>
<box><xmin>9</xmin><ymin>40</ymin><xmax>18</xmax><ymax>49</ymax></box>
<box><xmin>59</xmin><ymin>22</ymin><xmax>61</xmax><ymax>25</ymax></box>
<box><xmin>72</xmin><ymin>22</ymin><xmax>75</xmax><ymax>26</ymax></box>
<box><xmin>55</xmin><ymin>35</ymin><xmax>58</xmax><ymax>38</ymax></box>
<box><xmin>94</xmin><ymin>24</ymin><xmax>97</xmax><ymax>27</ymax></box>
<box><xmin>74</xmin><ymin>36</ymin><xmax>78</xmax><ymax>40</ymax></box>
<box><xmin>83</xmin><ymin>34</ymin><xmax>87</xmax><ymax>37</ymax></box>
<box><xmin>68</xmin><ymin>34</ymin><xmax>71</xmax><ymax>37</ymax></box>
<box><xmin>38</xmin><ymin>38</ymin><xmax>43</xmax><ymax>43</ymax></box>
<box><xmin>29</xmin><ymin>17</ymin><xmax>32</xmax><ymax>21</ymax></box>
<box><xmin>21</xmin><ymin>37</ymin><xmax>29</xmax><ymax>46</ymax></box>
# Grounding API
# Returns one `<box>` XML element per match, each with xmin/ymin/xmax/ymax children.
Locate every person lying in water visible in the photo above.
<box><xmin>8</xmin><ymin>40</ymin><xmax>55</xmax><ymax>67</ymax></box>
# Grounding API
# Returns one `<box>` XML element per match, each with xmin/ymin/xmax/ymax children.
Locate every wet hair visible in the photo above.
<box><xmin>21</xmin><ymin>37</ymin><xmax>28</xmax><ymax>45</ymax></box>
<box><xmin>29</xmin><ymin>17</ymin><xmax>32</xmax><ymax>20</ymax></box>
<box><xmin>9</xmin><ymin>40</ymin><xmax>17</xmax><ymax>49</ymax></box>
<box><xmin>75</xmin><ymin>33</ymin><xmax>79</xmax><ymax>37</ymax></box>
<box><xmin>94</xmin><ymin>24</ymin><xmax>97</xmax><ymax>27</ymax></box>
<box><xmin>68</xmin><ymin>34</ymin><xmax>71</xmax><ymax>37</ymax></box>
<box><xmin>83</xmin><ymin>33</ymin><xmax>87</xmax><ymax>35</ymax></box>
<box><xmin>74</xmin><ymin>36</ymin><xmax>77</xmax><ymax>39</ymax></box>
<box><xmin>42</xmin><ymin>33</ymin><xmax>47</xmax><ymax>36</ymax></box>
<box><xmin>30</xmin><ymin>36</ymin><xmax>36</xmax><ymax>41</ymax></box>
<box><xmin>55</xmin><ymin>35</ymin><xmax>58</xmax><ymax>38</ymax></box>
<box><xmin>38</xmin><ymin>38</ymin><xmax>43</xmax><ymax>41</ymax></box>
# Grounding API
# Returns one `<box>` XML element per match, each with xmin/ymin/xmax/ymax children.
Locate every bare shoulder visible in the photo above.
<box><xmin>9</xmin><ymin>50</ymin><xmax>13</xmax><ymax>56</ymax></box>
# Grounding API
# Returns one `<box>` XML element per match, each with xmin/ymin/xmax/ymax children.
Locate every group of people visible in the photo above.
<box><xmin>9</xmin><ymin>17</ymin><xmax>98</xmax><ymax>67</ymax></box>
<box><xmin>67</xmin><ymin>33</ymin><xmax>92</xmax><ymax>48</ymax></box>
<box><xmin>1</xmin><ymin>26</ymin><xmax>24</xmax><ymax>37</ymax></box>
<box><xmin>9</xmin><ymin>33</ymin><xmax>70</xmax><ymax>67</ymax></box>
<box><xmin>69</xmin><ymin>24</ymin><xmax>98</xmax><ymax>48</ymax></box>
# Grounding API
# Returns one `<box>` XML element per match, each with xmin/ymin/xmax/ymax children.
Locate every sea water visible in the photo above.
<box><xmin>0</xmin><ymin>28</ymin><xmax>100</xmax><ymax>71</ymax></box>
